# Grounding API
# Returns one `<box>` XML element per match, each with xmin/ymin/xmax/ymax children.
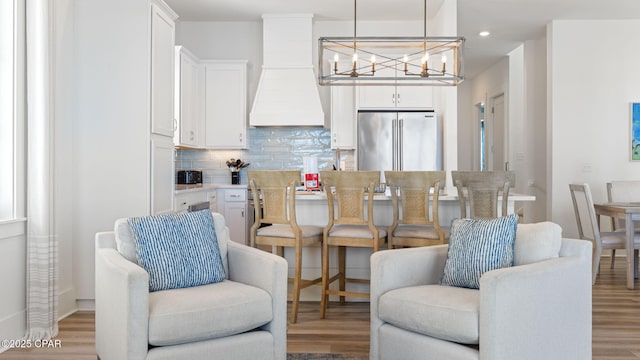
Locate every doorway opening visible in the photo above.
<box><xmin>476</xmin><ymin>102</ymin><xmax>486</xmax><ymax>171</ymax></box>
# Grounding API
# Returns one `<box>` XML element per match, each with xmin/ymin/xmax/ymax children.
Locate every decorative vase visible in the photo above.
<box><xmin>231</xmin><ymin>171</ymin><xmax>240</xmax><ymax>184</ymax></box>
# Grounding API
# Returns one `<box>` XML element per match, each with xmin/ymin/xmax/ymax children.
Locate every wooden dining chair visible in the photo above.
<box><xmin>606</xmin><ymin>181</ymin><xmax>640</xmax><ymax>269</ymax></box>
<box><xmin>569</xmin><ymin>183</ymin><xmax>640</xmax><ymax>285</ymax></box>
<box><xmin>451</xmin><ymin>170</ymin><xmax>516</xmax><ymax>219</ymax></box>
<box><xmin>319</xmin><ymin>170</ymin><xmax>387</xmax><ymax>318</ymax></box>
<box><xmin>384</xmin><ymin>170</ymin><xmax>447</xmax><ymax>248</ymax></box>
<box><xmin>248</xmin><ymin>170</ymin><xmax>323</xmax><ymax>323</ymax></box>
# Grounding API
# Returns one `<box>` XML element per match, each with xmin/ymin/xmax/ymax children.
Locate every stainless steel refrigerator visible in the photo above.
<box><xmin>357</xmin><ymin>111</ymin><xmax>442</xmax><ymax>177</ymax></box>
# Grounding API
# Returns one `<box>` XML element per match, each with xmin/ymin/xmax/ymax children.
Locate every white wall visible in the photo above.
<box><xmin>457</xmin><ymin>80</ymin><xmax>473</xmax><ymax>170</ymax></box>
<box><xmin>0</xmin><ymin>227</ymin><xmax>26</xmax><ymax>345</ymax></box>
<box><xmin>72</xmin><ymin>0</ymin><xmax>152</xmax><ymax>302</ymax></box>
<box><xmin>549</xmin><ymin>19</ymin><xmax>640</xmax><ymax>238</ymax></box>
<box><xmin>523</xmin><ymin>36</ymin><xmax>547</xmax><ymax>223</ymax></box>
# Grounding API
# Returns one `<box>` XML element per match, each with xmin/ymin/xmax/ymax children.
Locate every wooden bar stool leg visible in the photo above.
<box><xmin>610</xmin><ymin>249</ymin><xmax>616</xmax><ymax>269</ymax></box>
<box><xmin>320</xmin><ymin>239</ymin><xmax>329</xmax><ymax>319</ymax></box>
<box><xmin>291</xmin><ymin>244</ymin><xmax>302</xmax><ymax>323</ymax></box>
<box><xmin>339</xmin><ymin>246</ymin><xmax>346</xmax><ymax>303</ymax></box>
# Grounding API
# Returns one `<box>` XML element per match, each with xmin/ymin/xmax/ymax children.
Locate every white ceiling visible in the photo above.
<box><xmin>164</xmin><ymin>0</ymin><xmax>640</xmax><ymax>79</ymax></box>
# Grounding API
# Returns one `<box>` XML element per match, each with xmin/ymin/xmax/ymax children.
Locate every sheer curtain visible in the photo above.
<box><xmin>25</xmin><ymin>0</ymin><xmax>58</xmax><ymax>340</ymax></box>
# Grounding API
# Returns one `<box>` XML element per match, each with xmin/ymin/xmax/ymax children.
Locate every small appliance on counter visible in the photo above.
<box><xmin>303</xmin><ymin>156</ymin><xmax>319</xmax><ymax>190</ymax></box>
<box><xmin>176</xmin><ymin>170</ymin><xmax>203</xmax><ymax>185</ymax></box>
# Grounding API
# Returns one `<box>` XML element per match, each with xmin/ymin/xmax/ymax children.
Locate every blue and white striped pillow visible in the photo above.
<box><xmin>440</xmin><ymin>214</ymin><xmax>518</xmax><ymax>289</ymax></box>
<box><xmin>128</xmin><ymin>209</ymin><xmax>227</xmax><ymax>292</ymax></box>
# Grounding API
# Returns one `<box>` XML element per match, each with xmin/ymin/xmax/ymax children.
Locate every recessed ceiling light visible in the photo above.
<box><xmin>479</xmin><ymin>31</ymin><xmax>490</xmax><ymax>37</ymax></box>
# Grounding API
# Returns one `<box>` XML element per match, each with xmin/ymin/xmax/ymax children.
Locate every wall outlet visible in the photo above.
<box><xmin>582</xmin><ymin>163</ymin><xmax>593</xmax><ymax>173</ymax></box>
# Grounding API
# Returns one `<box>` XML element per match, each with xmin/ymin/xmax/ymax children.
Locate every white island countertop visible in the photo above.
<box><xmin>175</xmin><ymin>183</ymin><xmax>247</xmax><ymax>195</ymax></box>
<box><xmin>293</xmin><ymin>189</ymin><xmax>535</xmax><ymax>202</ymax></box>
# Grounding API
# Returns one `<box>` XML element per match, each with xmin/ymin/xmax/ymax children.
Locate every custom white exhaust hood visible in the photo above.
<box><xmin>250</xmin><ymin>14</ymin><xmax>325</xmax><ymax>127</ymax></box>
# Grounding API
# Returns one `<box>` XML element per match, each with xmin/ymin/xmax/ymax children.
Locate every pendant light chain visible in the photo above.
<box><xmin>319</xmin><ymin>0</ymin><xmax>465</xmax><ymax>85</ymax></box>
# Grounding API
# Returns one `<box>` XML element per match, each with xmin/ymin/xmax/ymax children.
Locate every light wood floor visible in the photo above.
<box><xmin>3</xmin><ymin>256</ymin><xmax>640</xmax><ymax>359</ymax></box>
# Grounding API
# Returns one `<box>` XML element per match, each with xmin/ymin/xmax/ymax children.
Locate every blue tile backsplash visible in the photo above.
<box><xmin>176</xmin><ymin>127</ymin><xmax>355</xmax><ymax>184</ymax></box>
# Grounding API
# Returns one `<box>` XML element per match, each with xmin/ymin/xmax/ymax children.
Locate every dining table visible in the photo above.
<box><xmin>593</xmin><ymin>202</ymin><xmax>640</xmax><ymax>289</ymax></box>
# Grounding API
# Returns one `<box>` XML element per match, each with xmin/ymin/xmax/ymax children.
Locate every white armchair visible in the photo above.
<box><xmin>95</xmin><ymin>212</ymin><xmax>288</xmax><ymax>360</ymax></box>
<box><xmin>370</xmin><ymin>222</ymin><xmax>592</xmax><ymax>360</ymax></box>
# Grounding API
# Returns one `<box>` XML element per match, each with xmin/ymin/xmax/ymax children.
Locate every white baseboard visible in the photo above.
<box><xmin>76</xmin><ymin>299</ymin><xmax>95</xmax><ymax>311</ymax></box>
<box><xmin>57</xmin><ymin>287</ymin><xmax>78</xmax><ymax>320</ymax></box>
<box><xmin>0</xmin><ymin>310</ymin><xmax>26</xmax><ymax>353</ymax></box>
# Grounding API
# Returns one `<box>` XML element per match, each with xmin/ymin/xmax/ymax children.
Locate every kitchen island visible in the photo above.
<box><xmin>276</xmin><ymin>189</ymin><xmax>535</xmax><ymax>302</ymax></box>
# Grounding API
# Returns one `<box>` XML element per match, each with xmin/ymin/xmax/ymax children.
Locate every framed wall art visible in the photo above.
<box><xmin>632</xmin><ymin>103</ymin><xmax>640</xmax><ymax>160</ymax></box>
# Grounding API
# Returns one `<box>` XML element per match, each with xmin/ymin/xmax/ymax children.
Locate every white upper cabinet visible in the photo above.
<box><xmin>358</xmin><ymin>85</ymin><xmax>433</xmax><ymax>109</ymax></box>
<box><xmin>357</xmin><ymin>65</ymin><xmax>434</xmax><ymax>109</ymax></box>
<box><xmin>204</xmin><ymin>60</ymin><xmax>248</xmax><ymax>149</ymax></box>
<box><xmin>174</xmin><ymin>46</ymin><xmax>204</xmax><ymax>148</ymax></box>
<box><xmin>150</xmin><ymin>1</ymin><xmax>177</xmax><ymax>137</ymax></box>
<box><xmin>330</xmin><ymin>86</ymin><xmax>356</xmax><ymax>149</ymax></box>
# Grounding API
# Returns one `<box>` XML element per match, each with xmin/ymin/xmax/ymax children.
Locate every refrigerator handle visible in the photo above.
<box><xmin>399</xmin><ymin>118</ymin><xmax>403</xmax><ymax>170</ymax></box>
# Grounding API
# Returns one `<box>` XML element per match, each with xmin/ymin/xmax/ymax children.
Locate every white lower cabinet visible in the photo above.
<box><xmin>174</xmin><ymin>191</ymin><xmax>207</xmax><ymax>212</ymax></box>
<box><xmin>224</xmin><ymin>202</ymin><xmax>247</xmax><ymax>244</ymax></box>
<box><xmin>151</xmin><ymin>135</ymin><xmax>175</xmax><ymax>215</ymax></box>
<box><xmin>217</xmin><ymin>188</ymin><xmax>248</xmax><ymax>244</ymax></box>
<box><xmin>174</xmin><ymin>188</ymin><xmax>218</xmax><ymax>213</ymax></box>
<box><xmin>174</xmin><ymin>187</ymin><xmax>246</xmax><ymax>243</ymax></box>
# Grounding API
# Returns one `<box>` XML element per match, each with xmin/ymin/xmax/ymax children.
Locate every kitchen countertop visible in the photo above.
<box><xmin>175</xmin><ymin>183</ymin><xmax>247</xmax><ymax>195</ymax></box>
<box><xmin>176</xmin><ymin>184</ymin><xmax>536</xmax><ymax>203</ymax></box>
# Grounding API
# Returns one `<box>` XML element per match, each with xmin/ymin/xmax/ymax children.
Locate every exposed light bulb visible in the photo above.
<box><xmin>334</xmin><ymin>53</ymin><xmax>339</xmax><ymax>62</ymax></box>
<box><xmin>479</xmin><ymin>31</ymin><xmax>490</xmax><ymax>37</ymax></box>
<box><xmin>370</xmin><ymin>55</ymin><xmax>376</xmax><ymax>64</ymax></box>
<box><xmin>422</xmin><ymin>52</ymin><xmax>429</xmax><ymax>64</ymax></box>
<box><xmin>403</xmin><ymin>55</ymin><xmax>408</xmax><ymax>63</ymax></box>
<box><xmin>441</xmin><ymin>55</ymin><xmax>447</xmax><ymax>64</ymax></box>
<box><xmin>353</xmin><ymin>53</ymin><xmax>358</xmax><ymax>63</ymax></box>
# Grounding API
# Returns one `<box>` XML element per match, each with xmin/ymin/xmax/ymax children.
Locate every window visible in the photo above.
<box><xmin>0</xmin><ymin>0</ymin><xmax>24</xmax><ymax>223</ymax></box>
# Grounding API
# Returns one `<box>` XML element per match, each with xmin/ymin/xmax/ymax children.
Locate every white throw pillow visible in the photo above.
<box><xmin>514</xmin><ymin>222</ymin><xmax>562</xmax><ymax>266</ymax></box>
<box><xmin>115</xmin><ymin>218</ymin><xmax>138</xmax><ymax>264</ymax></box>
